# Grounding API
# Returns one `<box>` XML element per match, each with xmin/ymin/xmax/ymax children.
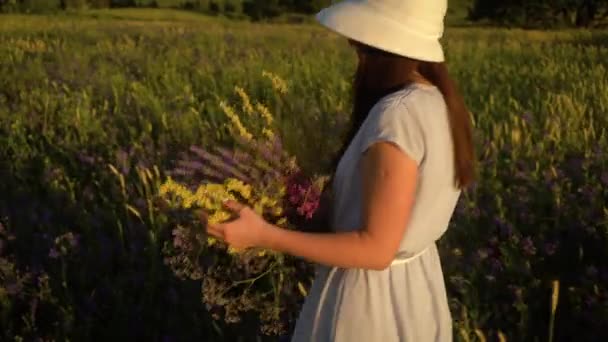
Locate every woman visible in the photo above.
<box><xmin>206</xmin><ymin>0</ymin><xmax>476</xmax><ymax>341</ymax></box>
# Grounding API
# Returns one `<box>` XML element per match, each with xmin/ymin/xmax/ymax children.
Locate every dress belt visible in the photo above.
<box><xmin>310</xmin><ymin>246</ymin><xmax>431</xmax><ymax>337</ymax></box>
<box><xmin>390</xmin><ymin>246</ymin><xmax>430</xmax><ymax>266</ymax></box>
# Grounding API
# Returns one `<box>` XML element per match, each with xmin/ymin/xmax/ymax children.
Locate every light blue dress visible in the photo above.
<box><xmin>291</xmin><ymin>83</ymin><xmax>461</xmax><ymax>342</ymax></box>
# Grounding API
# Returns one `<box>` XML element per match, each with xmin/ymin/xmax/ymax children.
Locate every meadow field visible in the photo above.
<box><xmin>0</xmin><ymin>9</ymin><xmax>607</xmax><ymax>341</ymax></box>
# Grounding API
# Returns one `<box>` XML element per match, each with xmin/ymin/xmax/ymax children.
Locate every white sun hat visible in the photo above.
<box><xmin>316</xmin><ymin>0</ymin><xmax>447</xmax><ymax>62</ymax></box>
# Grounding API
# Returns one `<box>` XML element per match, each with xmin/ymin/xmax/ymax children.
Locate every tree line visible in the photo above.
<box><xmin>0</xmin><ymin>0</ymin><xmax>332</xmax><ymax>20</ymax></box>
<box><xmin>1</xmin><ymin>0</ymin><xmax>606</xmax><ymax>28</ymax></box>
<box><xmin>469</xmin><ymin>0</ymin><xmax>608</xmax><ymax>28</ymax></box>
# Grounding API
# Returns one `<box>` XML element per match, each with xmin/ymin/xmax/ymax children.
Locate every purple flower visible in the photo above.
<box><xmin>495</xmin><ymin>217</ymin><xmax>514</xmax><ymax>238</ymax></box>
<box><xmin>522</xmin><ymin>112</ymin><xmax>532</xmax><ymax>123</ymax></box>
<box><xmin>49</xmin><ymin>248</ymin><xmax>60</xmax><ymax>259</ymax></box>
<box><xmin>178</xmin><ymin>159</ymin><xmax>205</xmax><ymax>172</ymax></box>
<box><xmin>544</xmin><ymin>242</ymin><xmax>558</xmax><ymax>256</ymax></box>
<box><xmin>521</xmin><ymin>236</ymin><xmax>536</xmax><ymax>256</ymax></box>
<box><xmin>65</xmin><ymin>232</ymin><xmax>79</xmax><ymax>248</ymax></box>
<box><xmin>77</xmin><ymin>152</ymin><xmax>96</xmax><ymax>165</ymax></box>
<box><xmin>116</xmin><ymin>149</ymin><xmax>131</xmax><ymax>175</ymax></box>
<box><xmin>489</xmin><ymin>258</ymin><xmax>503</xmax><ymax>274</ymax></box>
<box><xmin>298</xmin><ymin>201</ymin><xmax>319</xmax><ymax>219</ymax></box>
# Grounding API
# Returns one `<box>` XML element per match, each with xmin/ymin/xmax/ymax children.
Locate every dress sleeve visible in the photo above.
<box><xmin>359</xmin><ymin>100</ymin><xmax>426</xmax><ymax>166</ymax></box>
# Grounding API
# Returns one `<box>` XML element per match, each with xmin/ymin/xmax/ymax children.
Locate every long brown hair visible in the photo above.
<box><xmin>329</xmin><ymin>42</ymin><xmax>476</xmax><ymax>189</ymax></box>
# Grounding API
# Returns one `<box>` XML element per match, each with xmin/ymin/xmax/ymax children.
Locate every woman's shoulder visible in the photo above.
<box><xmin>373</xmin><ymin>83</ymin><xmax>444</xmax><ymax>117</ymax></box>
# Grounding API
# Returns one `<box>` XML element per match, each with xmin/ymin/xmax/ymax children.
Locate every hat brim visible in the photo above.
<box><xmin>316</xmin><ymin>1</ymin><xmax>445</xmax><ymax>62</ymax></box>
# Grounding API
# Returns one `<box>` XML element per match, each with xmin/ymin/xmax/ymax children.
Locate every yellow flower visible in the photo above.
<box><xmin>220</xmin><ymin>101</ymin><xmax>253</xmax><ymax>141</ymax></box>
<box><xmin>255</xmin><ymin>102</ymin><xmax>274</xmax><ymax>126</ymax></box>
<box><xmin>207</xmin><ymin>237</ymin><xmax>217</xmax><ymax>246</ymax></box>
<box><xmin>159</xmin><ymin>178</ymin><xmax>197</xmax><ymax>207</ymax></box>
<box><xmin>225</xmin><ymin>178</ymin><xmax>252</xmax><ymax>200</ymax></box>
<box><xmin>183</xmin><ymin>196</ymin><xmax>195</xmax><ymax>209</ymax></box>
<box><xmin>208</xmin><ymin>210</ymin><xmax>231</xmax><ymax>225</ymax></box>
<box><xmin>276</xmin><ymin>217</ymin><xmax>287</xmax><ymax>226</ymax></box>
<box><xmin>260</xmin><ymin>195</ymin><xmax>280</xmax><ymax>208</ymax></box>
<box><xmin>234</xmin><ymin>86</ymin><xmax>255</xmax><ymax>116</ymax></box>
<box><xmin>159</xmin><ymin>178</ymin><xmax>243</xmax><ymax>216</ymax></box>
<box><xmin>253</xmin><ymin>202</ymin><xmax>264</xmax><ymax>215</ymax></box>
<box><xmin>227</xmin><ymin>246</ymin><xmax>240</xmax><ymax>255</ymax></box>
<box><xmin>272</xmin><ymin>206</ymin><xmax>283</xmax><ymax>217</ymax></box>
<box><xmin>192</xmin><ymin>186</ymin><xmax>209</xmax><ymax>208</ymax></box>
<box><xmin>262</xmin><ymin>127</ymin><xmax>275</xmax><ymax>140</ymax></box>
<box><xmin>257</xmin><ymin>250</ymin><xmax>267</xmax><ymax>257</ymax></box>
<box><xmin>204</xmin><ymin>183</ymin><xmax>230</xmax><ymax>200</ymax></box>
<box><xmin>262</xmin><ymin>71</ymin><xmax>288</xmax><ymax>95</ymax></box>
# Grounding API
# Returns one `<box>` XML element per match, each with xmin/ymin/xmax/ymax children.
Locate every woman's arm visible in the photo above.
<box><xmin>262</xmin><ymin>141</ymin><xmax>419</xmax><ymax>270</ymax></box>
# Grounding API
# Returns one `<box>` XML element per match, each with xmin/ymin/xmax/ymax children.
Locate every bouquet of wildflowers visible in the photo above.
<box><xmin>157</xmin><ymin>73</ymin><xmax>330</xmax><ymax>335</ymax></box>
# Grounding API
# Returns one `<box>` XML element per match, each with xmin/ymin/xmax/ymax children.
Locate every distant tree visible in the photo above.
<box><xmin>209</xmin><ymin>0</ymin><xmax>224</xmax><ymax>13</ymax></box>
<box><xmin>110</xmin><ymin>0</ymin><xmax>136</xmax><ymax>7</ymax></box>
<box><xmin>224</xmin><ymin>0</ymin><xmax>242</xmax><ymax>14</ymax></box>
<box><xmin>0</xmin><ymin>0</ymin><xmax>19</xmax><ymax>13</ymax></box>
<box><xmin>20</xmin><ymin>0</ymin><xmax>62</xmax><ymax>12</ymax></box>
<box><xmin>469</xmin><ymin>0</ymin><xmax>608</xmax><ymax>28</ymax></box>
<box><xmin>85</xmin><ymin>0</ymin><xmax>111</xmax><ymax>8</ymax></box>
<box><xmin>289</xmin><ymin>0</ymin><xmax>330</xmax><ymax>13</ymax></box>
<box><xmin>195</xmin><ymin>0</ymin><xmax>209</xmax><ymax>11</ymax></box>
<box><xmin>61</xmin><ymin>0</ymin><xmax>88</xmax><ymax>9</ymax></box>
<box><xmin>243</xmin><ymin>0</ymin><xmax>283</xmax><ymax>20</ymax></box>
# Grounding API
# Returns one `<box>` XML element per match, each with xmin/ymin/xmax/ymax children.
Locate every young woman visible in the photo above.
<box><xmin>206</xmin><ymin>0</ymin><xmax>476</xmax><ymax>340</ymax></box>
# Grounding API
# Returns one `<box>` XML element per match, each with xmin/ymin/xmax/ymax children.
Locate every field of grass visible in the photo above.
<box><xmin>0</xmin><ymin>9</ymin><xmax>607</xmax><ymax>341</ymax></box>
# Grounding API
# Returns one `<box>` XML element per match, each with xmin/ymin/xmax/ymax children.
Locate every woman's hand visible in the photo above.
<box><xmin>205</xmin><ymin>200</ymin><xmax>273</xmax><ymax>250</ymax></box>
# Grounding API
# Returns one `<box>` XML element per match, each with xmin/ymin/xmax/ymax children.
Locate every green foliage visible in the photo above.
<box><xmin>63</xmin><ymin>0</ymin><xmax>89</xmax><ymax>9</ymax></box>
<box><xmin>110</xmin><ymin>0</ymin><xmax>136</xmax><ymax>7</ymax></box>
<box><xmin>241</xmin><ymin>0</ymin><xmax>331</xmax><ymax>20</ymax></box>
<box><xmin>88</xmin><ymin>0</ymin><xmax>111</xmax><ymax>8</ymax></box>
<box><xmin>469</xmin><ymin>0</ymin><xmax>608</xmax><ymax>28</ymax></box>
<box><xmin>19</xmin><ymin>0</ymin><xmax>62</xmax><ymax>12</ymax></box>
<box><xmin>1</xmin><ymin>0</ymin><xmax>333</xmax><ymax>18</ymax></box>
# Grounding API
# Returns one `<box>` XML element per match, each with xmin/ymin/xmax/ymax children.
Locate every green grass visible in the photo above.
<box><xmin>0</xmin><ymin>9</ymin><xmax>607</xmax><ymax>341</ymax></box>
<box><xmin>446</xmin><ymin>0</ymin><xmax>474</xmax><ymax>26</ymax></box>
